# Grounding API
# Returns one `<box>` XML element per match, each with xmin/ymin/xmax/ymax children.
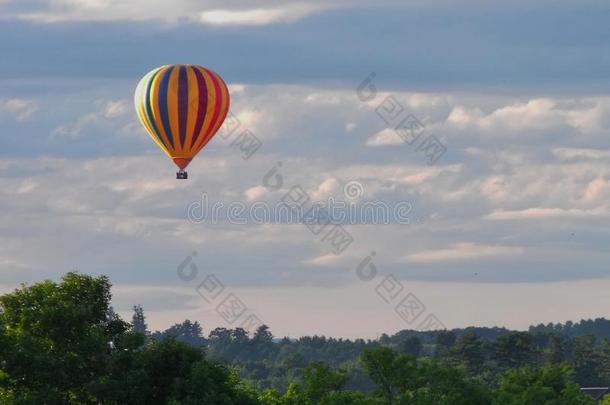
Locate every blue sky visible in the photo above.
<box><xmin>1</xmin><ymin>0</ymin><xmax>610</xmax><ymax>338</ymax></box>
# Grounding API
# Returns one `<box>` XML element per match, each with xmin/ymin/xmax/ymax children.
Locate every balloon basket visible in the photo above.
<box><xmin>176</xmin><ymin>170</ymin><xmax>188</xmax><ymax>179</ymax></box>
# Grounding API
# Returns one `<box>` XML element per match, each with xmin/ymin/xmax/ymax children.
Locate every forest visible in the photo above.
<box><xmin>1</xmin><ymin>272</ymin><xmax>609</xmax><ymax>404</ymax></box>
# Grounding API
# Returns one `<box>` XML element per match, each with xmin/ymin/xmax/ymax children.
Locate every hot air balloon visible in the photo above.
<box><xmin>134</xmin><ymin>64</ymin><xmax>230</xmax><ymax>179</ymax></box>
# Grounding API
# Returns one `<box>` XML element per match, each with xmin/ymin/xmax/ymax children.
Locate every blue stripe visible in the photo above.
<box><xmin>158</xmin><ymin>66</ymin><xmax>175</xmax><ymax>149</ymax></box>
<box><xmin>144</xmin><ymin>69</ymin><xmax>167</xmax><ymax>149</ymax></box>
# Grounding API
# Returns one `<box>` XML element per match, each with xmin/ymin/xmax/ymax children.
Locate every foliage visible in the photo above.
<box><xmin>0</xmin><ymin>273</ymin><xmax>605</xmax><ymax>404</ymax></box>
<box><xmin>493</xmin><ymin>364</ymin><xmax>595</xmax><ymax>405</ymax></box>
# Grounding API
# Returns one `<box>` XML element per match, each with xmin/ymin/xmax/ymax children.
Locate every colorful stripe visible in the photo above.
<box><xmin>134</xmin><ymin>64</ymin><xmax>230</xmax><ymax>168</ymax></box>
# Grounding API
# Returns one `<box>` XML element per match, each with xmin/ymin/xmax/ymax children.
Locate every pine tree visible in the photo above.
<box><xmin>131</xmin><ymin>304</ymin><xmax>148</xmax><ymax>335</ymax></box>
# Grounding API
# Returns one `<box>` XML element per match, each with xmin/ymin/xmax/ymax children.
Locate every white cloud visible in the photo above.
<box><xmin>303</xmin><ymin>253</ymin><xmax>340</xmax><ymax>266</ymax></box>
<box><xmin>310</xmin><ymin>177</ymin><xmax>340</xmax><ymax>200</ymax></box>
<box><xmin>0</xmin><ymin>98</ymin><xmax>37</xmax><ymax>122</ymax></box>
<box><xmin>404</xmin><ymin>243</ymin><xmax>524</xmax><ymax>263</ymax></box>
<box><xmin>442</xmin><ymin>96</ymin><xmax>610</xmax><ymax>136</ymax></box>
<box><xmin>365</xmin><ymin>128</ymin><xmax>402</xmax><ymax>146</ymax></box>
<box><xmin>244</xmin><ymin>185</ymin><xmax>267</xmax><ymax>201</ymax></box>
<box><xmin>553</xmin><ymin>147</ymin><xmax>610</xmax><ymax>161</ymax></box>
<box><xmin>9</xmin><ymin>0</ymin><xmax>337</xmax><ymax>25</ymax></box>
<box><xmin>486</xmin><ymin>207</ymin><xmax>610</xmax><ymax>220</ymax></box>
<box><xmin>199</xmin><ymin>5</ymin><xmax>320</xmax><ymax>26</ymax></box>
<box><xmin>53</xmin><ymin>99</ymin><xmax>130</xmax><ymax>137</ymax></box>
<box><xmin>102</xmin><ymin>100</ymin><xmax>130</xmax><ymax>119</ymax></box>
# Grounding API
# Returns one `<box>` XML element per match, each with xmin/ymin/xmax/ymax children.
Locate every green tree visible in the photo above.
<box><xmin>302</xmin><ymin>361</ymin><xmax>348</xmax><ymax>403</ymax></box>
<box><xmin>398</xmin><ymin>336</ymin><xmax>422</xmax><ymax>357</ymax></box>
<box><xmin>572</xmin><ymin>334</ymin><xmax>601</xmax><ymax>385</ymax></box>
<box><xmin>546</xmin><ymin>334</ymin><xmax>567</xmax><ymax>364</ymax></box>
<box><xmin>435</xmin><ymin>330</ymin><xmax>457</xmax><ymax>358</ymax></box>
<box><xmin>361</xmin><ymin>347</ymin><xmax>415</xmax><ymax>403</ymax></box>
<box><xmin>493</xmin><ymin>364</ymin><xmax>595</xmax><ymax>405</ymax></box>
<box><xmin>450</xmin><ymin>332</ymin><xmax>486</xmax><ymax>374</ymax></box>
<box><xmin>494</xmin><ymin>331</ymin><xmax>539</xmax><ymax>370</ymax></box>
<box><xmin>153</xmin><ymin>319</ymin><xmax>207</xmax><ymax>347</ymax></box>
<box><xmin>0</xmin><ymin>272</ymin><xmax>128</xmax><ymax>403</ymax></box>
<box><xmin>131</xmin><ymin>304</ymin><xmax>148</xmax><ymax>335</ymax></box>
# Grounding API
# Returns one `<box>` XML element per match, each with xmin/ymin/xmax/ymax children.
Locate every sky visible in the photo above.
<box><xmin>1</xmin><ymin>0</ymin><xmax>610</xmax><ymax>339</ymax></box>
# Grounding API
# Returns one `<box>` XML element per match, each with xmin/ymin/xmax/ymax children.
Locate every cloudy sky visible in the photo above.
<box><xmin>1</xmin><ymin>0</ymin><xmax>610</xmax><ymax>338</ymax></box>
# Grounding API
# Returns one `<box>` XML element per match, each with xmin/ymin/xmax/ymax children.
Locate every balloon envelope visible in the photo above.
<box><xmin>134</xmin><ymin>64</ymin><xmax>230</xmax><ymax>170</ymax></box>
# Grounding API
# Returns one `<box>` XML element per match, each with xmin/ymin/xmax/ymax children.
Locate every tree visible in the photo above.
<box><xmin>302</xmin><ymin>361</ymin><xmax>348</xmax><ymax>403</ymax></box>
<box><xmin>95</xmin><ymin>337</ymin><xmax>259</xmax><ymax>404</ymax></box>
<box><xmin>572</xmin><ymin>334</ymin><xmax>601</xmax><ymax>385</ymax></box>
<box><xmin>361</xmin><ymin>347</ymin><xmax>490</xmax><ymax>405</ymax></box>
<box><xmin>494</xmin><ymin>331</ymin><xmax>539</xmax><ymax>370</ymax></box>
<box><xmin>209</xmin><ymin>327</ymin><xmax>232</xmax><ymax>343</ymax></box>
<box><xmin>450</xmin><ymin>332</ymin><xmax>486</xmax><ymax>375</ymax></box>
<box><xmin>398</xmin><ymin>336</ymin><xmax>422</xmax><ymax>357</ymax></box>
<box><xmin>361</xmin><ymin>347</ymin><xmax>418</xmax><ymax>403</ymax></box>
<box><xmin>435</xmin><ymin>330</ymin><xmax>457</xmax><ymax>357</ymax></box>
<box><xmin>493</xmin><ymin>364</ymin><xmax>594</xmax><ymax>405</ymax></box>
<box><xmin>131</xmin><ymin>304</ymin><xmax>148</xmax><ymax>335</ymax></box>
<box><xmin>153</xmin><ymin>319</ymin><xmax>207</xmax><ymax>347</ymax></box>
<box><xmin>0</xmin><ymin>272</ymin><xmax>129</xmax><ymax>403</ymax></box>
<box><xmin>546</xmin><ymin>334</ymin><xmax>567</xmax><ymax>364</ymax></box>
<box><xmin>254</xmin><ymin>324</ymin><xmax>274</xmax><ymax>343</ymax></box>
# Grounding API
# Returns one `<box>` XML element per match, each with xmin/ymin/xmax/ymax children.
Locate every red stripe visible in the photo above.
<box><xmin>190</xmin><ymin>67</ymin><xmax>208</xmax><ymax>151</ymax></box>
<box><xmin>177</xmin><ymin>65</ymin><xmax>189</xmax><ymax>150</ymax></box>
<box><xmin>194</xmin><ymin>69</ymin><xmax>223</xmax><ymax>151</ymax></box>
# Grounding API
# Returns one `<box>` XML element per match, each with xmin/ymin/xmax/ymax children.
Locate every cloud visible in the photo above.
<box><xmin>303</xmin><ymin>253</ymin><xmax>340</xmax><ymax>266</ymax></box>
<box><xmin>0</xmin><ymin>98</ymin><xmax>36</xmax><ymax>122</ymax></box>
<box><xmin>9</xmin><ymin>0</ymin><xmax>334</xmax><ymax>25</ymax></box>
<box><xmin>365</xmin><ymin>128</ymin><xmax>402</xmax><ymax>146</ymax></box>
<box><xmin>553</xmin><ymin>147</ymin><xmax>610</xmax><ymax>161</ymax></box>
<box><xmin>199</xmin><ymin>5</ymin><xmax>321</xmax><ymax>26</ymax></box>
<box><xmin>53</xmin><ymin>99</ymin><xmax>131</xmax><ymax>138</ymax></box>
<box><xmin>2</xmin><ymin>79</ymin><xmax>610</xmax><ymax>334</ymax></box>
<box><xmin>244</xmin><ymin>185</ymin><xmax>267</xmax><ymax>201</ymax></box>
<box><xmin>485</xmin><ymin>207</ymin><xmax>609</xmax><ymax>220</ymax></box>
<box><xmin>404</xmin><ymin>243</ymin><xmax>524</xmax><ymax>263</ymax></box>
<box><xmin>102</xmin><ymin>100</ymin><xmax>129</xmax><ymax>118</ymax></box>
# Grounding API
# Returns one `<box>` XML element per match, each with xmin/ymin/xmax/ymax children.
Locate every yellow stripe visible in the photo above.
<box><xmin>150</xmin><ymin>66</ymin><xmax>176</xmax><ymax>155</ymax></box>
<box><xmin>135</xmin><ymin>70</ymin><xmax>171</xmax><ymax>157</ymax></box>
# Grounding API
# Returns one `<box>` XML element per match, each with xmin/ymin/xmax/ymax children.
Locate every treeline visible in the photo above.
<box><xmin>148</xmin><ymin>311</ymin><xmax>610</xmax><ymax>391</ymax></box>
<box><xmin>0</xmin><ymin>272</ymin><xmax>606</xmax><ymax>404</ymax></box>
